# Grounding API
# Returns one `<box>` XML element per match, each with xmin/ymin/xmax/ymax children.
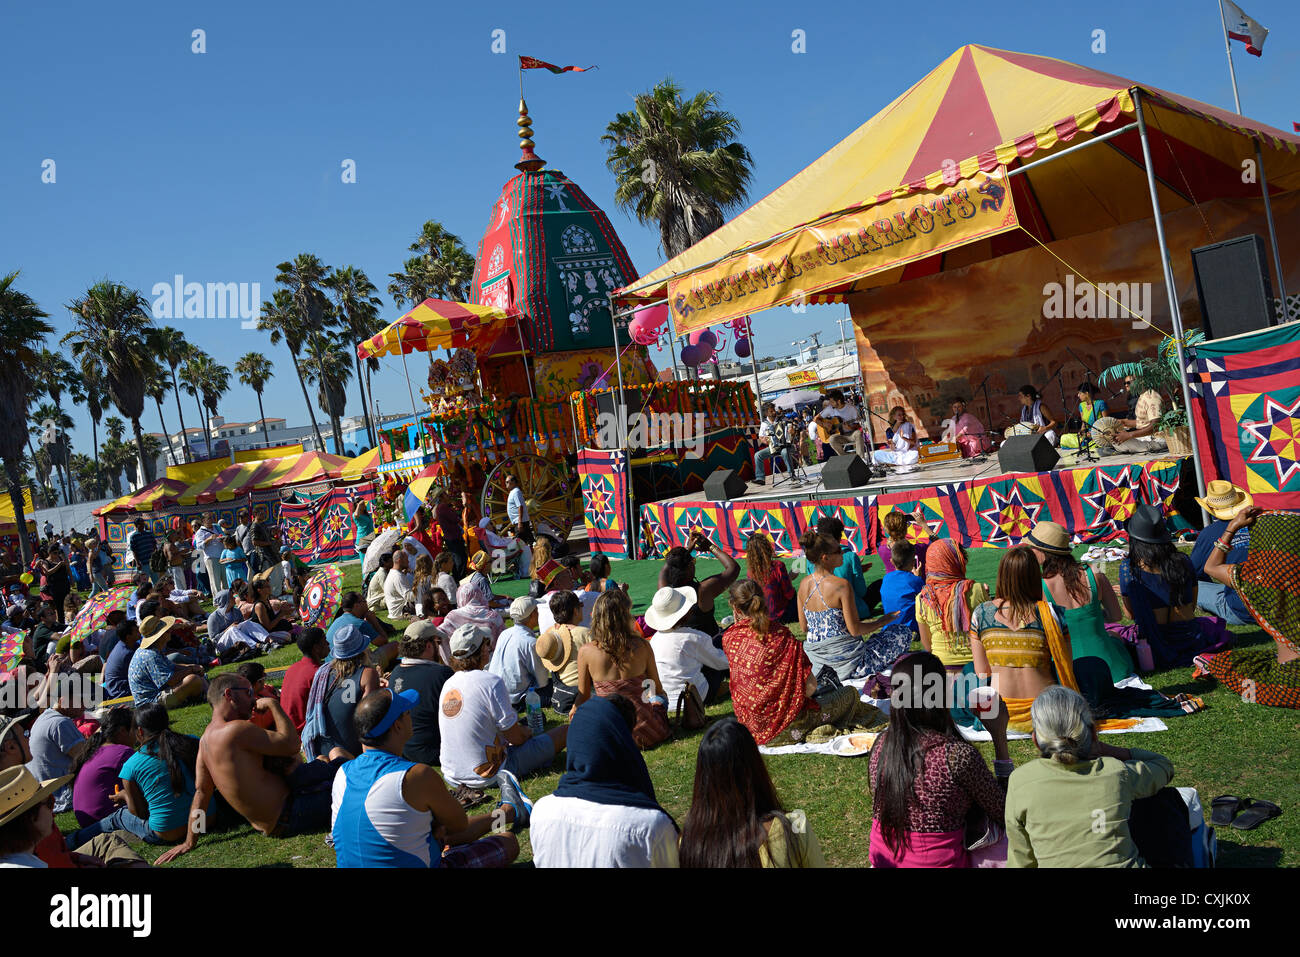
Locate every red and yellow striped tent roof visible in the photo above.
<box><xmin>96</xmin><ymin>479</ymin><xmax>191</xmax><ymax>515</ymax></box>
<box><xmin>339</xmin><ymin>446</ymin><xmax>381</xmax><ymax>481</ymax></box>
<box><xmin>356</xmin><ymin>299</ymin><xmax>518</xmax><ymax>359</ymax></box>
<box><xmin>616</xmin><ymin>44</ymin><xmax>1300</xmax><ymax>311</ymax></box>
<box><xmin>176</xmin><ymin>451</ymin><xmax>350</xmax><ymax>505</ymax></box>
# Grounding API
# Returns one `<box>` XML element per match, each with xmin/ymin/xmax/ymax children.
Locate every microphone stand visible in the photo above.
<box><xmin>974</xmin><ymin>372</ymin><xmax>993</xmax><ymax>437</ymax></box>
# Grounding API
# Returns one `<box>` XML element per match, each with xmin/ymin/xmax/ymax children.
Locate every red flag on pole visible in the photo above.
<box><xmin>519</xmin><ymin>56</ymin><xmax>596</xmax><ymax>73</ymax></box>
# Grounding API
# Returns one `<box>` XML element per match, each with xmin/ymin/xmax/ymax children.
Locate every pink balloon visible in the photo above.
<box><xmin>734</xmin><ymin>336</ymin><xmax>751</xmax><ymax>358</ymax></box>
<box><xmin>689</xmin><ymin>329</ymin><xmax>718</xmax><ymax>351</ymax></box>
<box><xmin>628</xmin><ymin>303</ymin><xmax>668</xmax><ymax>345</ymax></box>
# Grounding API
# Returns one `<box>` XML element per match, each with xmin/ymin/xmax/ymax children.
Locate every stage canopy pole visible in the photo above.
<box><xmin>608</xmin><ymin>298</ymin><xmax>636</xmax><ymax>555</ymax></box>
<box><xmin>1134</xmin><ymin>90</ymin><xmax>1209</xmax><ymax>515</ymax></box>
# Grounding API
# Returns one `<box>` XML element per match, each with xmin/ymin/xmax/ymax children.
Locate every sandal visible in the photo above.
<box><xmin>1174</xmin><ymin>693</ymin><xmax>1205</xmax><ymax>714</ymax></box>
<box><xmin>1231</xmin><ymin>799</ymin><xmax>1282</xmax><ymax>831</ymax></box>
<box><xmin>452</xmin><ymin>784</ymin><xmax>490</xmax><ymax>810</ymax></box>
<box><xmin>1210</xmin><ymin>795</ymin><xmax>1246</xmax><ymax>826</ymax></box>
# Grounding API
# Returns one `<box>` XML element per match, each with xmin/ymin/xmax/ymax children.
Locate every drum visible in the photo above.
<box><xmin>1004</xmin><ymin>422</ymin><xmax>1036</xmax><ymax>438</ymax></box>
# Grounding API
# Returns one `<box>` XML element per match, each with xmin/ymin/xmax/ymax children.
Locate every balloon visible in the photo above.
<box><xmin>689</xmin><ymin>329</ymin><xmax>718</xmax><ymax>351</ymax></box>
<box><xmin>679</xmin><ymin>343</ymin><xmax>703</xmax><ymax>367</ymax></box>
<box><xmin>734</xmin><ymin>335</ymin><xmax>751</xmax><ymax>358</ymax></box>
<box><xmin>19</xmin><ymin>572</ymin><xmax>33</xmax><ymax>585</ymax></box>
<box><xmin>628</xmin><ymin>303</ymin><xmax>668</xmax><ymax>345</ymax></box>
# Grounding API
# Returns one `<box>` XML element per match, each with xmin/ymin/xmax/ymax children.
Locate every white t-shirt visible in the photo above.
<box><xmin>435</xmin><ymin>572</ymin><xmax>459</xmax><ymax>607</ymax></box>
<box><xmin>437</xmin><ymin>670</ymin><xmax>518</xmax><ymax>788</ymax></box>
<box><xmin>366</xmin><ymin>567</ymin><xmax>389</xmax><ymax>612</ymax></box>
<box><xmin>891</xmin><ymin>421</ymin><xmax>916</xmax><ymax>453</ymax></box>
<box><xmin>531</xmin><ymin>794</ymin><xmax>680</xmax><ymax>868</ymax></box>
<box><xmin>824</xmin><ymin>403</ymin><xmax>860</xmax><ymax>425</ymax></box>
<box><xmin>536</xmin><ymin>589</ymin><xmax>600</xmax><ymax>633</ymax></box>
<box><xmin>507</xmin><ymin>487</ymin><xmax>528</xmax><ymax>524</ymax></box>
<box><xmin>384</xmin><ymin>569</ymin><xmax>414</xmax><ymax>620</ymax></box>
<box><xmin>649</xmin><ymin>627</ymin><xmax>729</xmax><ymax>708</ymax></box>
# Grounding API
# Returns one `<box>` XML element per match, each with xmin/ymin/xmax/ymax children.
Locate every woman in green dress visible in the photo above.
<box><xmin>1026</xmin><ymin>521</ymin><xmax>1133</xmax><ymax>682</ymax></box>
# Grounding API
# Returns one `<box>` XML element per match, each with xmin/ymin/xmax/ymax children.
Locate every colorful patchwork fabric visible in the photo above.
<box><xmin>1232</xmin><ymin>510</ymin><xmax>1300</xmax><ymax>656</ymax></box>
<box><xmin>1200</xmin><ymin>649</ymin><xmax>1300</xmax><ymax>710</ymax></box>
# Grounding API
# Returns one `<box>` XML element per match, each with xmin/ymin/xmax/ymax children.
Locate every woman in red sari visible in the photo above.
<box><xmin>721</xmin><ymin>580</ymin><xmax>857</xmax><ymax>745</ymax></box>
<box><xmin>744</xmin><ymin>533</ymin><xmax>797</xmax><ymax>625</ymax></box>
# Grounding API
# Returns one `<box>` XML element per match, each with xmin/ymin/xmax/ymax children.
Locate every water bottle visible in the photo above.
<box><xmin>1134</xmin><ymin>638</ymin><xmax>1155</xmax><ymax>674</ymax></box>
<box><xmin>525</xmin><ymin>686</ymin><xmax>545</xmax><ymax>736</ymax></box>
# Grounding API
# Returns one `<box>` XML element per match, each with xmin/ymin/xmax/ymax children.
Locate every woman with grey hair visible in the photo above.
<box><xmin>1005</xmin><ymin>685</ymin><xmax>1193</xmax><ymax>867</ymax></box>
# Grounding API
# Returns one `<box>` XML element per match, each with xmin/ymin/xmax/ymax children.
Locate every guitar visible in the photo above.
<box><xmin>814</xmin><ymin>414</ymin><xmax>859</xmax><ymax>443</ymax></box>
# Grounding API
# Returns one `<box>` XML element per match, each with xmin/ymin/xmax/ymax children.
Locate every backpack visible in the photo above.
<box><xmin>674</xmin><ymin>683</ymin><xmax>708</xmax><ymax>732</ymax></box>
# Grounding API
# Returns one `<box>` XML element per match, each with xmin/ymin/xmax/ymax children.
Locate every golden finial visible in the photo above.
<box><xmin>515</xmin><ymin>99</ymin><xmax>545</xmax><ymax>172</ymax></box>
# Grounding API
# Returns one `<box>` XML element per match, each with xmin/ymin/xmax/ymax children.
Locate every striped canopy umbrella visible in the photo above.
<box><xmin>339</xmin><ymin>447</ymin><xmax>381</xmax><ymax>481</ymax></box>
<box><xmin>97</xmin><ymin>479</ymin><xmax>190</xmax><ymax>514</ymax></box>
<box><xmin>404</xmin><ymin>463</ymin><xmax>444</xmax><ymax>522</ymax></box>
<box><xmin>64</xmin><ymin>584</ymin><xmax>136</xmax><ymax>645</ymax></box>
<box><xmin>356</xmin><ymin>300</ymin><xmax>519</xmax><ymax>359</ymax></box>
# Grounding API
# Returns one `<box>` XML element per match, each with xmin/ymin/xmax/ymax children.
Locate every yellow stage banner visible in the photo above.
<box><xmin>668</xmin><ymin>167</ymin><xmax>1019</xmax><ymax>333</ymax></box>
<box><xmin>786</xmin><ymin>369</ymin><xmax>820</xmax><ymax>387</ymax></box>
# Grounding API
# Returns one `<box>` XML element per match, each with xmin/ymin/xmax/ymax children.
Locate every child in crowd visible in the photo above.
<box><xmin>236</xmin><ymin>661</ymin><xmax>280</xmax><ymax>730</ymax></box>
<box><xmin>881</xmin><ymin>540</ymin><xmax>925</xmax><ymax>638</ymax></box>
<box><xmin>220</xmin><ymin>536</ymin><xmax>248</xmax><ymax>588</ymax></box>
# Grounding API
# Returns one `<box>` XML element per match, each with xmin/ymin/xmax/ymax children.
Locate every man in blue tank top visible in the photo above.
<box><xmin>330</xmin><ymin>688</ymin><xmax>530</xmax><ymax>868</ymax></box>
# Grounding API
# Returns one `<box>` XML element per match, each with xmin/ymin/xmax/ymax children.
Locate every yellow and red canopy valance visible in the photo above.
<box><xmin>357</xmin><ymin>299</ymin><xmax>518</xmax><ymax>359</ymax></box>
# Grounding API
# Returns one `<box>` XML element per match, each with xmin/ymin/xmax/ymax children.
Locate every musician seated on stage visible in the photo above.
<box><xmin>940</xmin><ymin>397</ymin><xmax>991</xmax><ymax>458</ymax></box>
<box><xmin>753</xmin><ymin>403</ymin><xmax>799</xmax><ymax>487</ymax></box>
<box><xmin>872</xmin><ymin>406</ymin><xmax>919</xmax><ymax>470</ymax></box>
<box><xmin>1013</xmin><ymin>386</ymin><xmax>1060</xmax><ymax>446</ymax></box>
<box><xmin>1060</xmin><ymin>382</ymin><xmax>1108</xmax><ymax>451</ymax></box>
<box><xmin>813</xmin><ymin>389</ymin><xmax>867</xmax><ymax>459</ymax></box>
<box><xmin>1109</xmin><ymin>382</ymin><xmax>1168</xmax><ymax>455</ymax></box>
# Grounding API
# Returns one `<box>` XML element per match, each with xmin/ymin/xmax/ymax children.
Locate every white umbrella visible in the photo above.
<box><xmin>774</xmin><ymin>389</ymin><xmax>823</xmax><ymax>410</ymax></box>
<box><xmin>362</xmin><ymin>527</ymin><xmax>403</xmax><ymax>575</ymax></box>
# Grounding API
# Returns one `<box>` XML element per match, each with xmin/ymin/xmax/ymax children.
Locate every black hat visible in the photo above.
<box><xmin>1126</xmin><ymin>504</ymin><xmax>1172</xmax><ymax>545</ymax></box>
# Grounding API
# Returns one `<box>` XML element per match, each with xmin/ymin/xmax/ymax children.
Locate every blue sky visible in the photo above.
<box><xmin>3</xmin><ymin>0</ymin><xmax>1296</xmax><ymax>459</ymax></box>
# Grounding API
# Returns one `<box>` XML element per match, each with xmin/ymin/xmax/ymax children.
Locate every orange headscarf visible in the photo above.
<box><xmin>918</xmin><ymin>539</ymin><xmax>977</xmax><ymax>643</ymax></box>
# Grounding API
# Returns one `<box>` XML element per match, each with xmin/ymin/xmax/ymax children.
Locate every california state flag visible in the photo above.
<box><xmin>1223</xmin><ymin>0</ymin><xmax>1268</xmax><ymax>56</ymax></box>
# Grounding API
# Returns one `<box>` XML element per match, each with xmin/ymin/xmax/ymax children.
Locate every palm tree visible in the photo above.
<box><xmin>127</xmin><ymin>434</ymin><xmax>164</xmax><ymax>485</ymax></box>
<box><xmin>198</xmin><ymin>358</ymin><xmax>231</xmax><ymax>449</ymax></box>
<box><xmin>301</xmin><ymin>335</ymin><xmax>352</xmax><ymax>453</ymax></box>
<box><xmin>0</xmin><ymin>271</ymin><xmax>54</xmax><ymax>563</ymax></box>
<box><xmin>29</xmin><ymin>347</ymin><xmax>77</xmax><ymax>504</ymax></box>
<box><xmin>69</xmin><ymin>452</ymin><xmax>107</xmax><ymax>501</ymax></box>
<box><xmin>104</xmin><ymin>415</ymin><xmax>126</xmax><ymax>443</ymax></box>
<box><xmin>150</xmin><ymin>326</ymin><xmax>193</xmax><ymax>463</ymax></box>
<box><xmin>258</xmin><ymin>288</ymin><xmax>325</xmax><ymax>451</ymax></box>
<box><xmin>387</xmin><ymin>221</ymin><xmax>477</xmax><ymax>308</ymax></box>
<box><xmin>62</xmin><ymin>281</ymin><xmax>155</xmax><ymax>492</ymax></box>
<box><xmin>99</xmin><ymin>427</ymin><xmax>132</xmax><ymax>498</ymax></box>
<box><xmin>180</xmin><ymin>351</ymin><xmax>218</xmax><ymax>458</ymax></box>
<box><xmin>30</xmin><ymin>401</ymin><xmax>74</xmax><ymax>503</ymax></box>
<box><xmin>76</xmin><ymin>354</ymin><xmax>108</xmax><ymax>479</ymax></box>
<box><xmin>144</xmin><ymin>362</ymin><xmax>178</xmax><ymax>467</ymax></box>
<box><xmin>325</xmin><ymin>265</ymin><xmax>384</xmax><ymax>446</ymax></box>
<box><xmin>234</xmin><ymin>353</ymin><xmax>275</xmax><ymax>449</ymax></box>
<box><xmin>602</xmin><ymin>79</ymin><xmax>754</xmax><ymax>259</ymax></box>
<box><xmin>276</xmin><ymin>254</ymin><xmax>339</xmax><ymax>452</ymax></box>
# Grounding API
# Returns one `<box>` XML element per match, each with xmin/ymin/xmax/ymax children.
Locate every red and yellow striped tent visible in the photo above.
<box><xmin>176</xmin><ymin>451</ymin><xmax>350</xmax><ymax>505</ymax></box>
<box><xmin>339</xmin><ymin>446</ymin><xmax>381</xmax><ymax>482</ymax></box>
<box><xmin>615</xmin><ymin>44</ymin><xmax>1300</xmax><ymax>331</ymax></box>
<box><xmin>356</xmin><ymin>299</ymin><xmax>518</xmax><ymax>359</ymax></box>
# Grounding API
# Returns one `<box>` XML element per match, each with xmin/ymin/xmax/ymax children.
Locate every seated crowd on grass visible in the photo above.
<box><xmin>1</xmin><ymin>485</ymin><xmax>1294</xmax><ymax>869</ymax></box>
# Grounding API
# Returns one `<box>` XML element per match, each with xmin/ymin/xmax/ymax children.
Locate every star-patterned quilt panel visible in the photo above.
<box><xmin>1190</xmin><ymin>323</ymin><xmax>1300</xmax><ymax>510</ymax></box>
<box><xmin>579</xmin><ymin>449</ymin><xmax>631</xmax><ymax>559</ymax></box>
<box><xmin>278</xmin><ymin>485</ymin><xmax>376</xmax><ymax>566</ymax></box>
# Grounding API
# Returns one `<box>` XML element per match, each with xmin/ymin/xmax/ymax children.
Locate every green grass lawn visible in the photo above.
<box><xmin>60</xmin><ymin>548</ymin><xmax>1298</xmax><ymax>868</ymax></box>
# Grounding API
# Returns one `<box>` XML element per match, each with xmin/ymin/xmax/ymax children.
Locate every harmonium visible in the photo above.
<box><xmin>918</xmin><ymin>441</ymin><xmax>963</xmax><ymax>464</ymax></box>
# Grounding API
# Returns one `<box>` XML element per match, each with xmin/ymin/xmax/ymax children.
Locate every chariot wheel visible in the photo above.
<box><xmin>480</xmin><ymin>454</ymin><xmax>580</xmax><ymax>543</ymax></box>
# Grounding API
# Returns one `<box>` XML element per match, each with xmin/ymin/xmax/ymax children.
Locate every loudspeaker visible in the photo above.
<box><xmin>821</xmin><ymin>454</ymin><xmax>872</xmax><ymax>491</ymax></box>
<box><xmin>1191</xmin><ymin>235</ymin><xmax>1276</xmax><ymax>340</ymax></box>
<box><xmin>998</xmin><ymin>434</ymin><xmax>1059</xmax><ymax>474</ymax></box>
<box><xmin>594</xmin><ymin>389</ymin><xmax>646</xmax><ymax>458</ymax></box>
<box><xmin>703</xmin><ymin>468</ymin><xmax>746</xmax><ymax>502</ymax></box>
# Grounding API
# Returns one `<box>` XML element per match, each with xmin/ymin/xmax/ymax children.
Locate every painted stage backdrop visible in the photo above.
<box><xmin>638</xmin><ymin>458</ymin><xmax>1189</xmax><ymax>559</ymax></box>
<box><xmin>848</xmin><ymin>194</ymin><xmax>1300</xmax><ymax>446</ymax></box>
<box><xmin>1190</xmin><ymin>322</ymin><xmax>1300</xmax><ymax>510</ymax></box>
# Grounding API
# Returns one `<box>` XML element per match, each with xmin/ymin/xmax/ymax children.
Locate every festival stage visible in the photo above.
<box><xmin>628</xmin><ymin>450</ymin><xmax>1193</xmax><ymax>560</ymax></box>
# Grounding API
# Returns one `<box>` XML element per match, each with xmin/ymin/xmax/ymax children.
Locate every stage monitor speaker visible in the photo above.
<box><xmin>593</xmin><ymin>389</ymin><xmax>646</xmax><ymax>458</ymax></box>
<box><xmin>998</xmin><ymin>434</ymin><xmax>1058</xmax><ymax>475</ymax></box>
<box><xmin>703</xmin><ymin>468</ymin><xmax>747</xmax><ymax>502</ymax></box>
<box><xmin>1191</xmin><ymin>234</ymin><xmax>1276</xmax><ymax>340</ymax></box>
<box><xmin>821</xmin><ymin>454</ymin><xmax>872</xmax><ymax>491</ymax></box>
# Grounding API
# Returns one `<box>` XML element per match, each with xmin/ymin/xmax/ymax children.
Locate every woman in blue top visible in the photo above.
<box><xmin>353</xmin><ymin>498</ymin><xmax>375</xmax><ymax>558</ymax></box>
<box><xmin>67</xmin><ymin>703</ymin><xmax>199</xmax><ymax>847</ymax></box>
<box><xmin>1061</xmin><ymin>382</ymin><xmax>1109</xmax><ymax>451</ymax></box>
<box><xmin>796</xmin><ymin>529</ymin><xmax>906</xmax><ymax>682</ymax></box>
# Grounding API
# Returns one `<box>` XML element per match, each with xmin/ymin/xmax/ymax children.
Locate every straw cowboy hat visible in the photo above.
<box><xmin>1195</xmin><ymin>480</ymin><xmax>1253</xmax><ymax>522</ymax></box>
<box><xmin>0</xmin><ymin>765</ymin><xmax>72</xmax><ymax>827</ymax></box>
<box><xmin>536</xmin><ymin>627</ymin><xmax>579</xmax><ymax>673</ymax></box>
<box><xmin>643</xmin><ymin>585</ymin><xmax>698</xmax><ymax>632</ymax></box>
<box><xmin>138</xmin><ymin>614</ymin><xmax>180</xmax><ymax>651</ymax></box>
<box><xmin>1026</xmin><ymin>521</ymin><xmax>1072</xmax><ymax>557</ymax></box>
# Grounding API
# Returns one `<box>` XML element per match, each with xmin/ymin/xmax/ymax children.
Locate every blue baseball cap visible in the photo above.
<box><xmin>363</xmin><ymin>689</ymin><xmax>420</xmax><ymax>741</ymax></box>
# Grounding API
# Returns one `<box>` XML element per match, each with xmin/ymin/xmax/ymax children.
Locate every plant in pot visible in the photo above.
<box><xmin>1099</xmin><ymin>331</ymin><xmax>1203</xmax><ymax>454</ymax></box>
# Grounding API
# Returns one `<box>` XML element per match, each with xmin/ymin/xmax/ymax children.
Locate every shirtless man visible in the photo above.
<box><xmin>155</xmin><ymin>672</ymin><xmax>348</xmax><ymax>863</ymax></box>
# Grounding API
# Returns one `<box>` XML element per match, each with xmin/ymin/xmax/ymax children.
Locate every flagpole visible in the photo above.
<box><xmin>1218</xmin><ymin>0</ymin><xmax>1244</xmax><ymax>113</ymax></box>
